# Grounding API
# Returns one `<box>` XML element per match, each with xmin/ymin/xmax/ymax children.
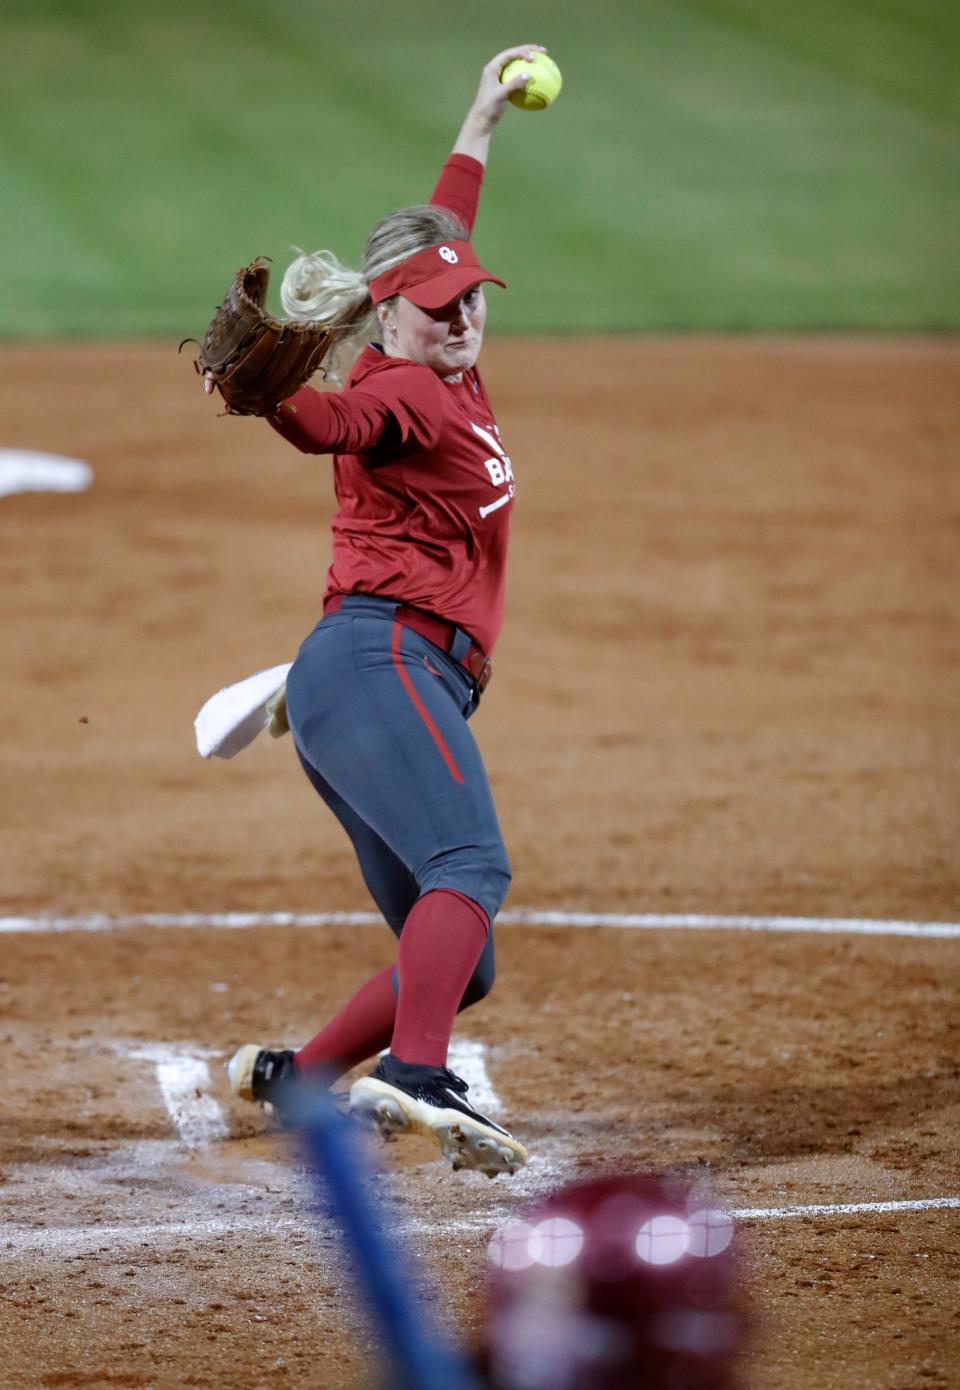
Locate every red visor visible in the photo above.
<box><xmin>368</xmin><ymin>239</ymin><xmax>506</xmax><ymax>309</ymax></box>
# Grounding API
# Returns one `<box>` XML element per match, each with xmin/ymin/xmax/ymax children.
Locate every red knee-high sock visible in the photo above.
<box><xmin>390</xmin><ymin>888</ymin><xmax>489</xmax><ymax>1068</ymax></box>
<box><xmin>294</xmin><ymin>965</ymin><xmax>397</xmax><ymax>1080</ymax></box>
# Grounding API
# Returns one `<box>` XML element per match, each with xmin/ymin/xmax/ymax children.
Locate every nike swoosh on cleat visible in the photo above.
<box><xmin>440</xmin><ymin>1090</ymin><xmax>509</xmax><ymax>1133</ymax></box>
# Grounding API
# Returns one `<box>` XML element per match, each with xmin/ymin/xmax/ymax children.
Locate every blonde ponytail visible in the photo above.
<box><xmin>280</xmin><ymin>248</ymin><xmax>375</xmax><ymax>387</ymax></box>
<box><xmin>280</xmin><ymin>205</ymin><xmax>468</xmax><ymax>385</ymax></box>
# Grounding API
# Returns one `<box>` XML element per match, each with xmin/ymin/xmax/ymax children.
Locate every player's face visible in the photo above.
<box><xmin>385</xmin><ymin>286</ymin><xmax>487</xmax><ymax>378</ymax></box>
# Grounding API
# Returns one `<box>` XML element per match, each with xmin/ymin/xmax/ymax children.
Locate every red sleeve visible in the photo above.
<box><xmin>429</xmin><ymin>154</ymin><xmax>485</xmax><ymax>236</ymax></box>
<box><xmin>266</xmin><ymin>386</ymin><xmax>392</xmax><ymax>455</ymax></box>
<box><xmin>266</xmin><ymin>367</ymin><xmax>444</xmax><ymax>457</ymax></box>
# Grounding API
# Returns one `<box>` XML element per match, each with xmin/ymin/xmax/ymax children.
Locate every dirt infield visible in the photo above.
<box><xmin>1</xmin><ymin>338</ymin><xmax>958</xmax><ymax>1388</ymax></box>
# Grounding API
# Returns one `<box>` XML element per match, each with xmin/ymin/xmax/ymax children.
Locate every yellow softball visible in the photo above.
<box><xmin>501</xmin><ymin>52</ymin><xmax>563</xmax><ymax>111</ymax></box>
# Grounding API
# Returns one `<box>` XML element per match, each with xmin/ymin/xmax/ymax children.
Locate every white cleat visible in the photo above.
<box><xmin>226</xmin><ymin>1044</ymin><xmax>262</xmax><ymax>1101</ymax></box>
<box><xmin>349</xmin><ymin>1057</ymin><xmax>528</xmax><ymax>1178</ymax></box>
<box><xmin>226</xmin><ymin>1045</ymin><xmax>298</xmax><ymax>1125</ymax></box>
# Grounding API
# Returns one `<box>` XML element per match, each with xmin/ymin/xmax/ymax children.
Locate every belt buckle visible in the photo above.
<box><xmin>475</xmin><ymin>656</ymin><xmax>493</xmax><ymax>693</ymax></box>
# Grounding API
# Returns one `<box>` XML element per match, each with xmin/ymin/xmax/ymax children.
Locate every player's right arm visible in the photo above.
<box><xmin>431</xmin><ymin>45</ymin><xmax>543</xmax><ymax>231</ymax></box>
<box><xmin>451</xmin><ymin>46</ymin><xmax>544</xmax><ymax>166</ymax></box>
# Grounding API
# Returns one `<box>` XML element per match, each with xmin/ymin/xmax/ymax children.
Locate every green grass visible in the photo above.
<box><xmin>1</xmin><ymin>0</ymin><xmax>957</xmax><ymax>334</ymax></box>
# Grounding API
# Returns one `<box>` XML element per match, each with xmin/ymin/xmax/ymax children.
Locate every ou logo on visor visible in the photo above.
<box><xmin>438</xmin><ymin>245</ymin><xmax>459</xmax><ymax>264</ymax></box>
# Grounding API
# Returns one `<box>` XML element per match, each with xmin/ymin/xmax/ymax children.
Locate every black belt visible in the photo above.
<box><xmin>323</xmin><ymin>594</ymin><xmax>492</xmax><ymax>693</ymax></box>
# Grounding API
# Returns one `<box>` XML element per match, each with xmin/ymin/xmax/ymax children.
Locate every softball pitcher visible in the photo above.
<box><xmin>204</xmin><ymin>47</ymin><xmax>545</xmax><ymax>1177</ymax></box>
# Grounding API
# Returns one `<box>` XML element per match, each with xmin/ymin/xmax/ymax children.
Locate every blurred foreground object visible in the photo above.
<box><xmin>298</xmin><ymin>1085</ymin><xmax>484</xmax><ymax>1390</ymax></box>
<box><xmin>479</xmin><ymin>1173</ymin><xmax>746</xmax><ymax>1390</ymax></box>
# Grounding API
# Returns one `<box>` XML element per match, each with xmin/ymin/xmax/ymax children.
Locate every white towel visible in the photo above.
<box><xmin>194</xmin><ymin>663</ymin><xmax>293</xmax><ymax>759</ymax></box>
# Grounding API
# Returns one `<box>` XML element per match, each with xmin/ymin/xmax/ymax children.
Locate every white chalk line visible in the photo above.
<box><xmin>447</xmin><ymin>1038</ymin><xmax>503</xmax><ymax>1117</ymax></box>
<box><xmin>2</xmin><ymin>909</ymin><xmax>958</xmax><ymax>939</ymax></box>
<box><xmin>123</xmin><ymin>1043</ymin><xmax>229</xmax><ymax>1148</ymax></box>
<box><xmin>507</xmin><ymin>911</ymin><xmax>960</xmax><ymax>940</ymax></box>
<box><xmin>1</xmin><ymin>1216</ymin><xmax>295</xmax><ymax>1256</ymax></box>
<box><xmin>429</xmin><ymin>1194</ymin><xmax>960</xmax><ymax>1230</ymax></box>
<box><xmin>4</xmin><ymin>1196</ymin><xmax>958</xmax><ymax>1259</ymax></box>
<box><xmin>730</xmin><ymin>1196</ymin><xmax>960</xmax><ymax>1221</ymax></box>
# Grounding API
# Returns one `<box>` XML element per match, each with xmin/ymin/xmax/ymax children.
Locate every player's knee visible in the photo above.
<box><xmin>484</xmin><ymin>847</ymin><xmax>512</xmax><ymax>919</ymax></box>
<box><xmin>421</xmin><ymin>844</ymin><xmax>511</xmax><ymax>925</ymax></box>
<box><xmin>470</xmin><ymin>858</ymin><xmax>510</xmax><ymax>927</ymax></box>
<box><xmin>483</xmin><ymin>834</ymin><xmax>514</xmax><ymax>911</ymax></box>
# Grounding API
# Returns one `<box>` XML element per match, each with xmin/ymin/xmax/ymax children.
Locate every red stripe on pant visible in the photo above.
<box><xmin>390</xmin><ymin>621</ymin><xmax>465</xmax><ymax>784</ymax></box>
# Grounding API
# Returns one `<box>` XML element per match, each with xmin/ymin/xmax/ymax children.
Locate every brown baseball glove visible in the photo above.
<box><xmin>181</xmin><ymin>257</ymin><xmax>335</xmax><ymax>416</ymax></box>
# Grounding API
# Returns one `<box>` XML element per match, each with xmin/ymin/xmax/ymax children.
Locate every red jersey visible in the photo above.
<box><xmin>266</xmin><ymin>155</ymin><xmax>514</xmax><ymax>656</ymax></box>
